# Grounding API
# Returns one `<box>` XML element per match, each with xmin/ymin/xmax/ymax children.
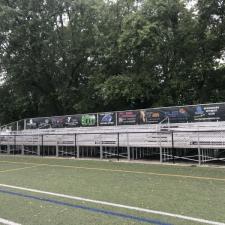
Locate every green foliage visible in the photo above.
<box><xmin>0</xmin><ymin>0</ymin><xmax>224</xmax><ymax>124</ymax></box>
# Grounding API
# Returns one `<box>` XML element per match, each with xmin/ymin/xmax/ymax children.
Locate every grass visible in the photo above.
<box><xmin>0</xmin><ymin>155</ymin><xmax>225</xmax><ymax>225</ymax></box>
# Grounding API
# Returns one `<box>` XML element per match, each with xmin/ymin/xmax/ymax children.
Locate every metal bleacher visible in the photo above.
<box><xmin>1</xmin><ymin>120</ymin><xmax>225</xmax><ymax>165</ymax></box>
<box><xmin>1</xmin><ymin>100</ymin><xmax>225</xmax><ymax>165</ymax></box>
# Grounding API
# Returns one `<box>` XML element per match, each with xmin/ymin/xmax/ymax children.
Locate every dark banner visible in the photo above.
<box><xmin>51</xmin><ymin>116</ymin><xmax>66</xmax><ymax>128</ymax></box>
<box><xmin>24</xmin><ymin>103</ymin><xmax>225</xmax><ymax>130</ymax></box>
<box><xmin>26</xmin><ymin>114</ymin><xmax>97</xmax><ymax>129</ymax></box>
<box><xmin>26</xmin><ymin>117</ymin><xmax>51</xmax><ymax>129</ymax></box>
<box><xmin>64</xmin><ymin>114</ymin><xmax>97</xmax><ymax>127</ymax></box>
<box><xmin>117</xmin><ymin>111</ymin><xmax>139</xmax><ymax>125</ymax></box>
<box><xmin>98</xmin><ymin>112</ymin><xmax>116</xmax><ymax>126</ymax></box>
<box><xmin>191</xmin><ymin>104</ymin><xmax>225</xmax><ymax>122</ymax></box>
<box><xmin>140</xmin><ymin>103</ymin><xmax>225</xmax><ymax>124</ymax></box>
<box><xmin>140</xmin><ymin>107</ymin><xmax>191</xmax><ymax>124</ymax></box>
<box><xmin>64</xmin><ymin>115</ymin><xmax>81</xmax><ymax>127</ymax></box>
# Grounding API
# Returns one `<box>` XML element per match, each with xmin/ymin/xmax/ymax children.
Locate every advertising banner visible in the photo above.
<box><xmin>140</xmin><ymin>103</ymin><xmax>225</xmax><ymax>124</ymax></box>
<box><xmin>24</xmin><ymin>102</ymin><xmax>225</xmax><ymax>130</ymax></box>
<box><xmin>190</xmin><ymin>103</ymin><xmax>225</xmax><ymax>122</ymax></box>
<box><xmin>98</xmin><ymin>112</ymin><xmax>116</xmax><ymax>126</ymax></box>
<box><xmin>140</xmin><ymin>107</ymin><xmax>191</xmax><ymax>124</ymax></box>
<box><xmin>51</xmin><ymin>116</ymin><xmax>66</xmax><ymax>128</ymax></box>
<box><xmin>140</xmin><ymin>109</ymin><xmax>164</xmax><ymax>124</ymax></box>
<box><xmin>64</xmin><ymin>115</ymin><xmax>81</xmax><ymax>127</ymax></box>
<box><xmin>117</xmin><ymin>111</ymin><xmax>139</xmax><ymax>125</ymax></box>
<box><xmin>80</xmin><ymin>114</ymin><xmax>97</xmax><ymax>127</ymax></box>
<box><xmin>26</xmin><ymin>117</ymin><xmax>51</xmax><ymax>129</ymax></box>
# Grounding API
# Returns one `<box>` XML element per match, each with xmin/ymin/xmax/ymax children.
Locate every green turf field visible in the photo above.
<box><xmin>0</xmin><ymin>155</ymin><xmax>225</xmax><ymax>225</ymax></box>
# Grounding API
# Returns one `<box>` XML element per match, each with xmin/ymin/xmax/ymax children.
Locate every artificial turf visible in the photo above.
<box><xmin>0</xmin><ymin>155</ymin><xmax>225</xmax><ymax>225</ymax></box>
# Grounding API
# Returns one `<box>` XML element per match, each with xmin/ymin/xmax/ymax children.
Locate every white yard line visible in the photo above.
<box><xmin>0</xmin><ymin>184</ymin><xmax>224</xmax><ymax>225</ymax></box>
<box><xmin>0</xmin><ymin>218</ymin><xmax>21</xmax><ymax>225</ymax></box>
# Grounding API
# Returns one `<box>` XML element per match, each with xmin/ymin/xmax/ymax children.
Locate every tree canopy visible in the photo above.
<box><xmin>0</xmin><ymin>0</ymin><xmax>224</xmax><ymax>124</ymax></box>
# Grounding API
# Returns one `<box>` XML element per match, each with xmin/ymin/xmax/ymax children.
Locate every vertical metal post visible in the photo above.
<box><xmin>171</xmin><ymin>131</ymin><xmax>175</xmax><ymax>164</ymax></box>
<box><xmin>198</xmin><ymin>131</ymin><xmax>201</xmax><ymax>165</ymax></box>
<box><xmin>21</xmin><ymin>145</ymin><xmax>24</xmax><ymax>155</ymax></box>
<box><xmin>117</xmin><ymin>132</ymin><xmax>120</xmax><ymax>161</ymax></box>
<box><xmin>37</xmin><ymin>145</ymin><xmax>40</xmax><ymax>156</ymax></box>
<box><xmin>56</xmin><ymin>142</ymin><xmax>59</xmax><ymax>157</ymax></box>
<box><xmin>77</xmin><ymin>146</ymin><xmax>80</xmax><ymax>158</ymax></box>
<box><xmin>41</xmin><ymin>134</ymin><xmax>44</xmax><ymax>156</ymax></box>
<box><xmin>159</xmin><ymin>132</ymin><xmax>162</xmax><ymax>163</ymax></box>
<box><xmin>100</xmin><ymin>145</ymin><xmax>103</xmax><ymax>160</ymax></box>
<box><xmin>127</xmin><ymin>133</ymin><xmax>130</xmax><ymax>160</ymax></box>
<box><xmin>24</xmin><ymin>119</ymin><xmax>26</xmax><ymax>130</ymax></box>
<box><xmin>74</xmin><ymin>133</ymin><xmax>77</xmax><ymax>158</ymax></box>
<box><xmin>100</xmin><ymin>134</ymin><xmax>103</xmax><ymax>159</ymax></box>
<box><xmin>13</xmin><ymin>134</ymin><xmax>16</xmax><ymax>155</ymax></box>
<box><xmin>97</xmin><ymin>114</ymin><xmax>99</xmax><ymax>126</ymax></box>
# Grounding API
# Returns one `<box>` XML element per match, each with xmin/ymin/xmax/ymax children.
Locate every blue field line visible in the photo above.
<box><xmin>0</xmin><ymin>189</ymin><xmax>172</xmax><ymax>225</ymax></box>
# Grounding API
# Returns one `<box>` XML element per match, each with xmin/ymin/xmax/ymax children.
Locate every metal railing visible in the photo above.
<box><xmin>0</xmin><ymin>130</ymin><xmax>225</xmax><ymax>165</ymax></box>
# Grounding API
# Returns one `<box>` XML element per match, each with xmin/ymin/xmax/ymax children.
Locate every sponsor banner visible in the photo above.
<box><xmin>98</xmin><ymin>112</ymin><xmax>116</xmax><ymax>126</ymax></box>
<box><xmin>140</xmin><ymin>109</ymin><xmax>163</xmax><ymax>124</ymax></box>
<box><xmin>140</xmin><ymin>107</ymin><xmax>191</xmax><ymax>124</ymax></box>
<box><xmin>26</xmin><ymin>117</ymin><xmax>51</xmax><ymax>129</ymax></box>
<box><xmin>51</xmin><ymin>116</ymin><xmax>66</xmax><ymax>128</ymax></box>
<box><xmin>24</xmin><ymin>103</ymin><xmax>225</xmax><ymax>130</ymax></box>
<box><xmin>191</xmin><ymin>103</ymin><xmax>225</xmax><ymax>122</ymax></box>
<box><xmin>59</xmin><ymin>114</ymin><xmax>97</xmax><ymax>128</ymax></box>
<box><xmin>64</xmin><ymin>115</ymin><xmax>80</xmax><ymax>127</ymax></box>
<box><xmin>140</xmin><ymin>103</ymin><xmax>225</xmax><ymax>124</ymax></box>
<box><xmin>117</xmin><ymin>111</ymin><xmax>139</xmax><ymax>125</ymax></box>
<box><xmin>80</xmin><ymin>114</ymin><xmax>97</xmax><ymax>127</ymax></box>
<box><xmin>162</xmin><ymin>106</ymin><xmax>192</xmax><ymax>123</ymax></box>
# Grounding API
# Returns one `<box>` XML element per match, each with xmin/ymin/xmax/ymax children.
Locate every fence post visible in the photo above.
<box><xmin>127</xmin><ymin>132</ymin><xmax>130</xmax><ymax>160</ymax></box>
<box><xmin>37</xmin><ymin>145</ymin><xmax>40</xmax><ymax>156</ymax></box>
<box><xmin>13</xmin><ymin>134</ymin><xmax>16</xmax><ymax>155</ymax></box>
<box><xmin>74</xmin><ymin>133</ymin><xmax>77</xmax><ymax>158</ymax></box>
<box><xmin>171</xmin><ymin>131</ymin><xmax>175</xmax><ymax>164</ymax></box>
<box><xmin>198</xmin><ymin>131</ymin><xmax>201</xmax><ymax>165</ymax></box>
<box><xmin>117</xmin><ymin>132</ymin><xmax>120</xmax><ymax>161</ymax></box>
<box><xmin>55</xmin><ymin>135</ymin><xmax>59</xmax><ymax>157</ymax></box>
<box><xmin>21</xmin><ymin>145</ymin><xmax>24</xmax><ymax>155</ymax></box>
<box><xmin>41</xmin><ymin>134</ymin><xmax>44</xmax><ymax>156</ymax></box>
<box><xmin>24</xmin><ymin>119</ymin><xmax>26</xmax><ymax>130</ymax></box>
<box><xmin>77</xmin><ymin>146</ymin><xmax>80</xmax><ymax>158</ymax></box>
<box><xmin>159</xmin><ymin>132</ymin><xmax>162</xmax><ymax>163</ymax></box>
<box><xmin>100</xmin><ymin>145</ymin><xmax>103</xmax><ymax>160</ymax></box>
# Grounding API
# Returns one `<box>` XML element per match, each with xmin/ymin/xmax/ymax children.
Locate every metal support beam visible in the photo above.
<box><xmin>159</xmin><ymin>132</ymin><xmax>163</xmax><ymax>163</ymax></box>
<box><xmin>56</xmin><ymin>145</ymin><xmax>59</xmax><ymax>157</ymax></box>
<box><xmin>37</xmin><ymin>145</ymin><xmax>40</xmax><ymax>156</ymax></box>
<box><xmin>21</xmin><ymin>145</ymin><xmax>24</xmax><ymax>155</ymax></box>
<box><xmin>127</xmin><ymin>133</ymin><xmax>130</xmax><ymax>160</ymax></box>
<box><xmin>198</xmin><ymin>132</ymin><xmax>201</xmax><ymax>165</ymax></box>
<box><xmin>100</xmin><ymin>145</ymin><xmax>103</xmax><ymax>159</ymax></box>
<box><xmin>77</xmin><ymin>146</ymin><xmax>80</xmax><ymax>158</ymax></box>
